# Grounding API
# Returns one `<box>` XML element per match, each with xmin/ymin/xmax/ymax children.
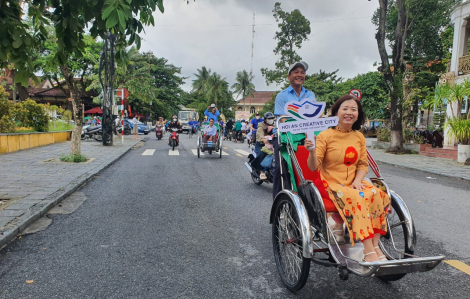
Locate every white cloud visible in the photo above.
<box><xmin>139</xmin><ymin>0</ymin><xmax>381</xmax><ymax>92</ymax></box>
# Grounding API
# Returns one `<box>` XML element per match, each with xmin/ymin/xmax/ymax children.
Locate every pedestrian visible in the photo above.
<box><xmin>92</xmin><ymin>117</ymin><xmax>97</xmax><ymax>126</ymax></box>
<box><xmin>114</xmin><ymin>116</ymin><xmax>120</xmax><ymax>135</ymax></box>
<box><xmin>272</xmin><ymin>61</ymin><xmax>316</xmax><ymax>200</ymax></box>
<box><xmin>132</xmin><ymin>116</ymin><xmax>139</xmax><ymax>140</ymax></box>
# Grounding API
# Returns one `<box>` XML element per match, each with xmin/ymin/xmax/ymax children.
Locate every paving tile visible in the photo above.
<box><xmin>0</xmin><ymin>209</ymin><xmax>25</xmax><ymax>217</ymax></box>
<box><xmin>0</xmin><ymin>216</ymin><xmax>16</xmax><ymax>229</ymax></box>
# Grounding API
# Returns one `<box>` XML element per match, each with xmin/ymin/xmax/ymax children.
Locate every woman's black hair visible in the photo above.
<box><xmin>329</xmin><ymin>95</ymin><xmax>365</xmax><ymax>131</ymax></box>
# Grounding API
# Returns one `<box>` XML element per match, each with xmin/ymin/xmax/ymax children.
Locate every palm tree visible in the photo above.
<box><xmin>192</xmin><ymin>66</ymin><xmax>211</xmax><ymax>94</ymax></box>
<box><xmin>206</xmin><ymin>72</ymin><xmax>228</xmax><ymax>105</ymax></box>
<box><xmin>231</xmin><ymin>70</ymin><xmax>255</xmax><ymax>112</ymax></box>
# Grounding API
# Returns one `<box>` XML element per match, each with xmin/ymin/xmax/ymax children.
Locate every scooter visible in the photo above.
<box><xmin>155</xmin><ymin>125</ymin><xmax>163</xmax><ymax>140</ymax></box>
<box><xmin>116</xmin><ymin>124</ymin><xmax>132</xmax><ymax>135</ymax></box>
<box><xmin>244</xmin><ymin>137</ymin><xmax>274</xmax><ymax>185</ymax></box>
<box><xmin>233</xmin><ymin>130</ymin><xmax>245</xmax><ymax>143</ymax></box>
<box><xmin>169</xmin><ymin>128</ymin><xmax>179</xmax><ymax>151</ymax></box>
<box><xmin>82</xmin><ymin>125</ymin><xmax>102</xmax><ymax>141</ymax></box>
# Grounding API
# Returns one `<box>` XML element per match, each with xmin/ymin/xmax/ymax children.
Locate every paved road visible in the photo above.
<box><xmin>0</xmin><ymin>133</ymin><xmax>469</xmax><ymax>298</ymax></box>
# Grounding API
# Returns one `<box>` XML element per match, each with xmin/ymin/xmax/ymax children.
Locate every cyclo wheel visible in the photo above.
<box><xmin>379</xmin><ymin>196</ymin><xmax>414</xmax><ymax>281</ymax></box>
<box><xmin>272</xmin><ymin>195</ymin><xmax>311</xmax><ymax>292</ymax></box>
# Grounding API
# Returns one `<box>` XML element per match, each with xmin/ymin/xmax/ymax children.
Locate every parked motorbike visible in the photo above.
<box><xmin>169</xmin><ymin>128</ymin><xmax>179</xmax><ymax>151</ymax></box>
<box><xmin>82</xmin><ymin>125</ymin><xmax>102</xmax><ymax>141</ymax></box>
<box><xmin>155</xmin><ymin>125</ymin><xmax>163</xmax><ymax>140</ymax></box>
<box><xmin>116</xmin><ymin>124</ymin><xmax>132</xmax><ymax>135</ymax></box>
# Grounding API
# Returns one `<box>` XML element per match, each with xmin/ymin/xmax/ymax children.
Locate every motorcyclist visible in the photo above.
<box><xmin>168</xmin><ymin>115</ymin><xmax>182</xmax><ymax>146</ymax></box>
<box><xmin>156</xmin><ymin>117</ymin><xmax>165</xmax><ymax>135</ymax></box>
<box><xmin>225</xmin><ymin>118</ymin><xmax>233</xmax><ymax>140</ymax></box>
<box><xmin>252</xmin><ymin>112</ymin><xmax>276</xmax><ymax>180</ymax></box>
<box><xmin>188</xmin><ymin>117</ymin><xmax>199</xmax><ymax>134</ymax></box>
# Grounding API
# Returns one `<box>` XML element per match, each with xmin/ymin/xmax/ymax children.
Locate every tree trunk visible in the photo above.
<box><xmin>15</xmin><ymin>83</ymin><xmax>29</xmax><ymax>101</ymax></box>
<box><xmin>59</xmin><ymin>64</ymin><xmax>83</xmax><ymax>156</ymax></box>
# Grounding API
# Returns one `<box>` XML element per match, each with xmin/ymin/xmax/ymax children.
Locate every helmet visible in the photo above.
<box><xmin>264</xmin><ymin>112</ymin><xmax>275</xmax><ymax>119</ymax></box>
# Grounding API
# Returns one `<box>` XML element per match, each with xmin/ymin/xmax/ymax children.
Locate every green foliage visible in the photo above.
<box><xmin>60</xmin><ymin>154</ymin><xmax>88</xmax><ymax>163</ymax></box>
<box><xmin>372</xmin><ymin>0</ymin><xmax>459</xmax><ymax>71</ymax></box>
<box><xmin>0</xmin><ymin>86</ymin><xmax>16</xmax><ymax>133</ymax></box>
<box><xmin>377</xmin><ymin>126</ymin><xmax>391</xmax><ymax>142</ymax></box>
<box><xmin>446</xmin><ymin>118</ymin><xmax>470</xmax><ymax>144</ymax></box>
<box><xmin>187</xmin><ymin>66</ymin><xmax>236</xmax><ymax>121</ymax></box>
<box><xmin>336</xmin><ymin>72</ymin><xmax>391</xmax><ymax>119</ymax></box>
<box><xmin>303</xmin><ymin>69</ymin><xmax>343</xmax><ymax>108</ymax></box>
<box><xmin>232</xmin><ymin>70</ymin><xmax>255</xmax><ymax>103</ymax></box>
<box><xmin>62</xmin><ymin>110</ymin><xmax>73</xmax><ymax>123</ymax></box>
<box><xmin>261</xmin><ymin>2</ymin><xmax>311</xmax><ymax>85</ymax></box>
<box><xmin>1</xmin><ymin>0</ymin><xmax>165</xmax><ymax>86</ymax></box>
<box><xmin>14</xmin><ymin>99</ymin><xmax>50</xmax><ymax>132</ymax></box>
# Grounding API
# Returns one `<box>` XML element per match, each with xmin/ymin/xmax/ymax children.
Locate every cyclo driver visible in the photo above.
<box><xmin>168</xmin><ymin>115</ymin><xmax>182</xmax><ymax>146</ymax></box>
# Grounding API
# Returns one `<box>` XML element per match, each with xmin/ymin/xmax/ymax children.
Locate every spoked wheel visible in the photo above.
<box><xmin>272</xmin><ymin>196</ymin><xmax>311</xmax><ymax>292</ymax></box>
<box><xmin>379</xmin><ymin>198</ymin><xmax>414</xmax><ymax>281</ymax></box>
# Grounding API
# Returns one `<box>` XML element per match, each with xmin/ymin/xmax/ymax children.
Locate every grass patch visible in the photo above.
<box><xmin>60</xmin><ymin>154</ymin><xmax>88</xmax><ymax>163</ymax></box>
<box><xmin>49</xmin><ymin>122</ymin><xmax>74</xmax><ymax>131</ymax></box>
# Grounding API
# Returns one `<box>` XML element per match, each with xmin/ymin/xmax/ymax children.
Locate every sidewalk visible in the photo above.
<box><xmin>0</xmin><ymin>136</ymin><xmax>142</xmax><ymax>248</ymax></box>
<box><xmin>367</xmin><ymin>147</ymin><xmax>470</xmax><ymax>181</ymax></box>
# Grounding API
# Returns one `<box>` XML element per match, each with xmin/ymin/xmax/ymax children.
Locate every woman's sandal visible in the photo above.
<box><xmin>374</xmin><ymin>246</ymin><xmax>388</xmax><ymax>261</ymax></box>
<box><xmin>362</xmin><ymin>252</ymin><xmax>377</xmax><ymax>263</ymax></box>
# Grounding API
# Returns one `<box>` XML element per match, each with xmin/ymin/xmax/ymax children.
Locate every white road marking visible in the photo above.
<box><xmin>234</xmin><ymin>149</ymin><xmax>250</xmax><ymax>156</ymax></box>
<box><xmin>168</xmin><ymin>149</ymin><xmax>179</xmax><ymax>155</ymax></box>
<box><xmin>191</xmin><ymin>149</ymin><xmax>204</xmax><ymax>156</ymax></box>
<box><xmin>222</xmin><ymin>151</ymin><xmax>229</xmax><ymax>155</ymax></box>
<box><xmin>142</xmin><ymin>149</ymin><xmax>156</xmax><ymax>156</ymax></box>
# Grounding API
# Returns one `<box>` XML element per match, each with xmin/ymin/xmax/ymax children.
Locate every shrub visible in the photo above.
<box><xmin>62</xmin><ymin>110</ymin><xmax>72</xmax><ymax>123</ymax></box>
<box><xmin>60</xmin><ymin>154</ymin><xmax>88</xmax><ymax>163</ymax></box>
<box><xmin>377</xmin><ymin>126</ymin><xmax>391</xmax><ymax>142</ymax></box>
<box><xmin>0</xmin><ymin>86</ymin><xmax>15</xmax><ymax>133</ymax></box>
<box><xmin>446</xmin><ymin>118</ymin><xmax>470</xmax><ymax>144</ymax></box>
<box><xmin>15</xmin><ymin>99</ymin><xmax>50</xmax><ymax>132</ymax></box>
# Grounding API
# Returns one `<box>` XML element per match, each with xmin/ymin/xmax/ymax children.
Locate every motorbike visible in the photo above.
<box><xmin>169</xmin><ymin>128</ymin><xmax>179</xmax><ymax>151</ymax></box>
<box><xmin>244</xmin><ymin>138</ymin><xmax>274</xmax><ymax>185</ymax></box>
<box><xmin>233</xmin><ymin>130</ymin><xmax>245</xmax><ymax>143</ymax></box>
<box><xmin>116</xmin><ymin>123</ymin><xmax>132</xmax><ymax>135</ymax></box>
<box><xmin>82</xmin><ymin>125</ymin><xmax>102</xmax><ymax>141</ymax></box>
<box><xmin>155</xmin><ymin>125</ymin><xmax>163</xmax><ymax>140</ymax></box>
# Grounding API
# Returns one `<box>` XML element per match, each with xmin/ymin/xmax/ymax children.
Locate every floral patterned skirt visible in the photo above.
<box><xmin>324</xmin><ymin>180</ymin><xmax>391</xmax><ymax>245</ymax></box>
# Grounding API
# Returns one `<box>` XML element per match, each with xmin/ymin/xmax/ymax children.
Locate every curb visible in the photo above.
<box><xmin>0</xmin><ymin>140</ymin><xmax>141</xmax><ymax>250</ymax></box>
<box><xmin>374</xmin><ymin>159</ymin><xmax>470</xmax><ymax>182</ymax></box>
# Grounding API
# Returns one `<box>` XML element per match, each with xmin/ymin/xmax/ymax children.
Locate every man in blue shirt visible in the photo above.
<box><xmin>188</xmin><ymin>117</ymin><xmax>199</xmax><ymax>134</ymax></box>
<box><xmin>272</xmin><ymin>61</ymin><xmax>316</xmax><ymax>200</ymax></box>
<box><xmin>250</xmin><ymin>112</ymin><xmax>264</xmax><ymax>156</ymax></box>
<box><xmin>204</xmin><ymin>104</ymin><xmax>220</xmax><ymax>122</ymax></box>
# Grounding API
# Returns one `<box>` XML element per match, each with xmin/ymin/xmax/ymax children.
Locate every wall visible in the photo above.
<box><xmin>0</xmin><ymin>131</ymin><xmax>72</xmax><ymax>154</ymax></box>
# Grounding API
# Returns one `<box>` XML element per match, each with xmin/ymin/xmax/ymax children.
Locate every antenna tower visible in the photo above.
<box><xmin>250</xmin><ymin>10</ymin><xmax>255</xmax><ymax>82</ymax></box>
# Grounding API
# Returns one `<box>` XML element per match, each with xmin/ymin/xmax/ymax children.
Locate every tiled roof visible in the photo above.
<box><xmin>238</xmin><ymin>91</ymin><xmax>275</xmax><ymax>104</ymax></box>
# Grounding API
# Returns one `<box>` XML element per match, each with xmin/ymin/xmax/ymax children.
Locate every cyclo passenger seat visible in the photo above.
<box><xmin>292</xmin><ymin>145</ymin><xmax>338</xmax><ymax>213</ymax></box>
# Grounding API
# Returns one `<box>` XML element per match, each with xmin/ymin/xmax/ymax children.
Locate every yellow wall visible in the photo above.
<box><xmin>0</xmin><ymin>131</ymin><xmax>72</xmax><ymax>154</ymax></box>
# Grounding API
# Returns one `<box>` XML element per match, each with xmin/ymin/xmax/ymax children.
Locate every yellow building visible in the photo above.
<box><xmin>234</xmin><ymin>91</ymin><xmax>275</xmax><ymax>119</ymax></box>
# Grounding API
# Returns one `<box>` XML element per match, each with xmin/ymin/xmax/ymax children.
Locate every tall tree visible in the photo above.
<box><xmin>260</xmin><ymin>2</ymin><xmax>311</xmax><ymax>85</ymax></box>
<box><xmin>303</xmin><ymin>69</ymin><xmax>343</xmax><ymax>107</ymax></box>
<box><xmin>206</xmin><ymin>73</ymin><xmax>228</xmax><ymax>105</ymax></box>
<box><xmin>1</xmin><ymin>0</ymin><xmax>165</xmax><ymax>156</ymax></box>
<box><xmin>231</xmin><ymin>70</ymin><xmax>255</xmax><ymax>111</ymax></box>
<box><xmin>375</xmin><ymin>0</ymin><xmax>426</xmax><ymax>152</ymax></box>
<box><xmin>192</xmin><ymin>66</ymin><xmax>212</xmax><ymax>95</ymax></box>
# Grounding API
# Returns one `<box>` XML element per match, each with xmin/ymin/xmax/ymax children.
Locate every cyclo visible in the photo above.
<box><xmin>196</xmin><ymin>121</ymin><xmax>223</xmax><ymax>158</ymax></box>
<box><xmin>270</xmin><ymin>116</ymin><xmax>445</xmax><ymax>291</ymax></box>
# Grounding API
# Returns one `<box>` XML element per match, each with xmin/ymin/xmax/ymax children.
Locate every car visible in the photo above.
<box><xmin>123</xmin><ymin>119</ymin><xmax>150</xmax><ymax>135</ymax></box>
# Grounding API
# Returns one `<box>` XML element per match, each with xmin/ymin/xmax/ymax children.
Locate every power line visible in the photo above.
<box><xmin>152</xmin><ymin>16</ymin><xmax>371</xmax><ymax>27</ymax></box>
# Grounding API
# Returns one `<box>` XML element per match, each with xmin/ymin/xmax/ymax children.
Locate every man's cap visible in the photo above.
<box><xmin>288</xmin><ymin>61</ymin><xmax>308</xmax><ymax>75</ymax></box>
<box><xmin>210</xmin><ymin>103</ymin><xmax>215</xmax><ymax>108</ymax></box>
<box><xmin>255</xmin><ymin>112</ymin><xmax>260</xmax><ymax>115</ymax></box>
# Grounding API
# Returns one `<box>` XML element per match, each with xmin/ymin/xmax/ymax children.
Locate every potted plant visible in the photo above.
<box><xmin>445</xmin><ymin>117</ymin><xmax>470</xmax><ymax>163</ymax></box>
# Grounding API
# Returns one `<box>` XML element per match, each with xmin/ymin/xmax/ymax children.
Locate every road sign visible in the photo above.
<box><xmin>349</xmin><ymin>89</ymin><xmax>362</xmax><ymax>100</ymax></box>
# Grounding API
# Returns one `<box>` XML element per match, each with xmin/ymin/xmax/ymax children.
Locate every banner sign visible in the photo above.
<box><xmin>281</xmin><ymin>99</ymin><xmax>338</xmax><ymax>148</ymax></box>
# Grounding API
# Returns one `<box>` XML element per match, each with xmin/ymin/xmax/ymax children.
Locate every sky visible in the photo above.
<box><xmin>139</xmin><ymin>0</ymin><xmax>382</xmax><ymax>96</ymax></box>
